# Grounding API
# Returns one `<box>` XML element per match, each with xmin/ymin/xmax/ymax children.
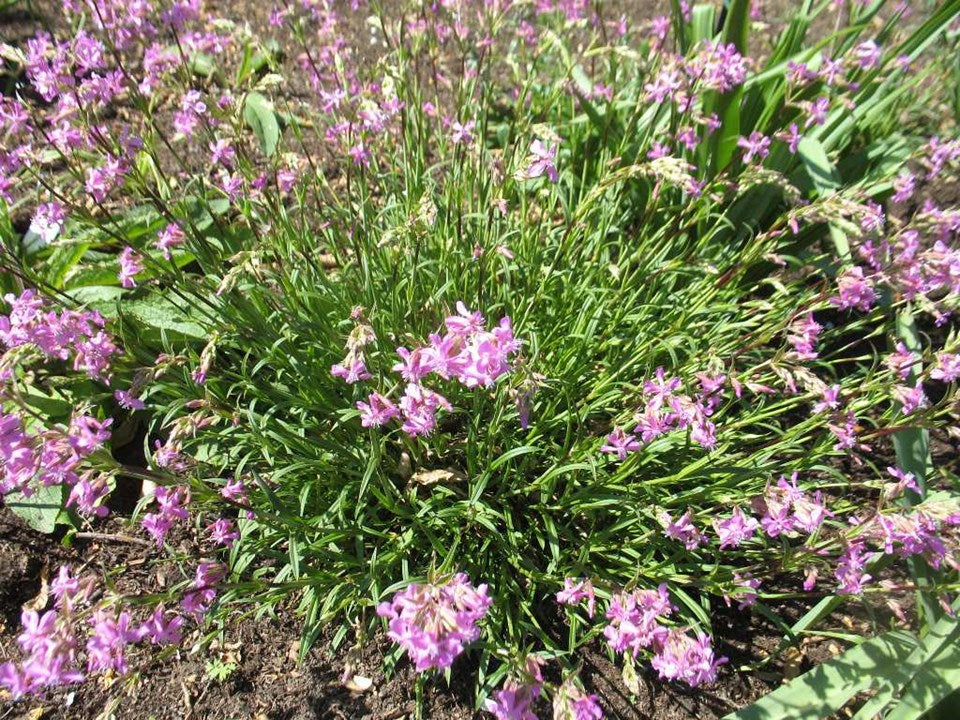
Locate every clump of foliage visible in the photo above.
<box><xmin>1</xmin><ymin>0</ymin><xmax>960</xmax><ymax>717</ymax></box>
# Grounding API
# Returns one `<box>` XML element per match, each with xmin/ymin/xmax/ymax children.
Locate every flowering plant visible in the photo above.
<box><xmin>1</xmin><ymin>0</ymin><xmax>960</xmax><ymax>717</ymax></box>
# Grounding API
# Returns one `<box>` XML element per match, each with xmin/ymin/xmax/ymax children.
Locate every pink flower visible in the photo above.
<box><xmin>450</xmin><ymin>119</ymin><xmax>475</xmax><ymax>146</ymax></box>
<box><xmin>207</xmin><ymin>518</ymin><xmax>239</xmax><ymax>548</ymax></box>
<box><xmin>892</xmin><ymin>381</ymin><xmax>927</xmax><ymax>415</ymax></box>
<box><xmin>140</xmin><ymin>606</ymin><xmax>183</xmax><ymax>646</ymax></box>
<box><xmin>835</xmin><ymin>543</ymin><xmax>872</xmax><ymax>594</ymax></box>
<box><xmin>444</xmin><ymin>301</ymin><xmax>486</xmax><ymax>337</ymax></box>
<box><xmin>812</xmin><ymin>384</ymin><xmax>842</xmax><ymax>414</ymax></box>
<box><xmin>553</xmin><ymin>679</ymin><xmax>603</xmax><ymax>719</ymax></box>
<box><xmin>886</xmin><ymin>342</ymin><xmax>918</xmax><ymax>380</ymax></box>
<box><xmin>830</xmin><ymin>266</ymin><xmax>877</xmax><ymax>312</ymax></box>
<box><xmin>86</xmin><ymin>609</ymin><xmax>142</xmax><ymax>674</ymax></box>
<box><xmin>892</xmin><ymin>171</ymin><xmax>915</xmax><ymax>203</ymax></box>
<box><xmin>712</xmin><ymin>507</ymin><xmax>759</xmax><ymax>549</ymax></box>
<box><xmin>556</xmin><ymin>578</ymin><xmax>596</xmax><ymax>618</ymax></box>
<box><xmin>787</xmin><ymin>312</ymin><xmax>821</xmax><ymax>360</ymax></box>
<box><xmin>525</xmin><ymin>139</ymin><xmax>558</xmax><ymax>182</ymax></box>
<box><xmin>398</xmin><ymin>383</ymin><xmax>451</xmax><ymax>437</ymax></box>
<box><xmin>484</xmin><ymin>656</ymin><xmax>543</xmax><ymax>720</ymax></box>
<box><xmin>28</xmin><ymin>201</ymin><xmax>67</xmax><ymax>245</ymax></box>
<box><xmin>930</xmin><ymin>352</ymin><xmax>960</xmax><ymax>383</ymax></box>
<box><xmin>154</xmin><ymin>223</ymin><xmax>185</xmax><ymax>260</ymax></box>
<box><xmin>209</xmin><ymin>138</ymin><xmax>236</xmax><ymax>167</ymax></box>
<box><xmin>779</xmin><ymin>123</ymin><xmax>802</xmax><ymax>154</ymax></box>
<box><xmin>737</xmin><ymin>132</ymin><xmax>771</xmax><ymax>163</ymax></box>
<box><xmin>114</xmin><ymin>389</ymin><xmax>145</xmax><ymax>411</ymax></box>
<box><xmin>853</xmin><ymin>40</ymin><xmax>882</xmax><ymax>69</ymax></box>
<box><xmin>118</xmin><ymin>246</ymin><xmax>143</xmax><ymax>288</ymax></box>
<box><xmin>600</xmin><ymin>428</ymin><xmax>640</xmax><ymax>460</ymax></box>
<box><xmin>660</xmin><ymin>509</ymin><xmax>704</xmax><ymax>550</ymax></box>
<box><xmin>392</xmin><ymin>346</ymin><xmax>433</xmax><ymax>382</ymax></box>
<box><xmin>651</xmin><ymin>629</ymin><xmax>726</xmax><ymax>687</ymax></box>
<box><xmin>356</xmin><ymin>392</ymin><xmax>400</xmax><ymax>428</ymax></box>
<box><xmin>331</xmin><ymin>356</ymin><xmax>371</xmax><ymax>384</ymax></box>
<box><xmin>792</xmin><ymin>491</ymin><xmax>830</xmax><ymax>534</ymax></box>
<box><xmin>604</xmin><ymin>585</ymin><xmax>674</xmax><ymax>657</ymax></box>
<box><xmin>724</xmin><ymin>571</ymin><xmax>761</xmax><ymax>610</ymax></box>
<box><xmin>377</xmin><ymin>573</ymin><xmax>491</xmax><ymax>672</ymax></box>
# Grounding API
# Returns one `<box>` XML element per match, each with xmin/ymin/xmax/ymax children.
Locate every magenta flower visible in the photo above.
<box><xmin>553</xmin><ymin>679</ymin><xmax>603</xmax><ymax>719</ymax></box>
<box><xmin>182</xmin><ymin>562</ymin><xmax>226</xmax><ymax>618</ymax></box>
<box><xmin>725</xmin><ymin>571</ymin><xmax>761</xmax><ymax>610</ymax></box>
<box><xmin>140</xmin><ymin>606</ymin><xmax>183</xmax><ymax>646</ymax></box>
<box><xmin>778</xmin><ymin>123</ymin><xmax>802</xmax><ymax>154</ymax></box>
<box><xmin>331</xmin><ymin>356</ymin><xmax>371</xmax><ymax>384</ymax></box>
<box><xmin>0</xmin><ymin>290</ymin><xmax>118</xmax><ymax>382</ymax></box>
<box><xmin>221</xmin><ymin>477</ymin><xmax>248</xmax><ymax>503</ymax></box>
<box><xmin>155</xmin><ymin>223</ymin><xmax>185</xmax><ymax>260</ymax></box>
<box><xmin>556</xmin><ymin>577</ymin><xmax>596</xmax><ymax>618</ymax></box>
<box><xmin>759</xmin><ymin>497</ymin><xmax>795</xmax><ymax>538</ymax></box>
<box><xmin>114</xmin><ymin>389</ymin><xmax>145</xmax><ymax>411</ymax></box>
<box><xmin>737</xmin><ymin>132</ymin><xmax>771</xmax><ymax>163</ymax></box>
<box><xmin>28</xmin><ymin>201</ymin><xmax>67</xmax><ymax>246</ymax></box>
<box><xmin>853</xmin><ymin>40</ymin><xmax>882</xmax><ymax>69</ymax></box>
<box><xmin>143</xmin><ymin>485</ymin><xmax>190</xmax><ymax>546</ymax></box>
<box><xmin>357</xmin><ymin>392</ymin><xmax>401</xmax><ymax>428</ymax></box>
<box><xmin>398</xmin><ymin>383</ymin><xmax>451</xmax><ymax>437</ymax></box>
<box><xmin>484</xmin><ymin>656</ymin><xmax>544</xmax><ymax>720</ymax></box>
<box><xmin>525</xmin><ymin>139</ymin><xmax>558</xmax><ymax>182</ymax></box>
<box><xmin>377</xmin><ymin>573</ymin><xmax>491</xmax><ymax>672</ymax></box>
<box><xmin>812</xmin><ymin>384</ymin><xmax>842</xmax><ymax>414</ymax></box>
<box><xmin>892</xmin><ymin>381</ymin><xmax>927</xmax><ymax>415</ymax></box>
<box><xmin>209</xmin><ymin>138</ymin><xmax>236</xmax><ymax>167</ymax></box>
<box><xmin>885</xmin><ymin>466</ymin><xmax>920</xmax><ymax>499</ymax></box>
<box><xmin>835</xmin><ymin>542</ymin><xmax>872</xmax><ymax>594</ymax></box>
<box><xmin>830</xmin><ymin>266</ymin><xmax>877</xmax><ymax>312</ymax></box>
<box><xmin>651</xmin><ymin>629</ymin><xmax>726</xmax><ymax>687</ymax></box>
<box><xmin>118</xmin><ymin>246</ymin><xmax>142</xmax><ymax>288</ymax></box>
<box><xmin>786</xmin><ymin>312</ymin><xmax>821</xmax><ymax>360</ymax></box>
<box><xmin>642</xmin><ymin>367</ymin><xmax>682</xmax><ymax>409</ymax></box>
<box><xmin>712</xmin><ymin>506</ymin><xmax>759</xmax><ymax>549</ymax></box>
<box><xmin>886</xmin><ymin>342</ymin><xmax>918</xmax><ymax>380</ymax></box>
<box><xmin>86</xmin><ymin>609</ymin><xmax>142</xmax><ymax>674</ymax></box>
<box><xmin>791</xmin><ymin>491</ymin><xmax>831</xmax><ymax>534</ymax></box>
<box><xmin>67</xmin><ymin>415</ymin><xmax>112</xmax><ymax>456</ymax></box>
<box><xmin>828</xmin><ymin>410</ymin><xmax>865</xmax><ymax>452</ymax></box>
<box><xmin>600</xmin><ymin>428</ymin><xmax>640</xmax><ymax>460</ymax></box>
<box><xmin>930</xmin><ymin>352</ymin><xmax>960</xmax><ymax>383</ymax></box>
<box><xmin>66</xmin><ymin>471</ymin><xmax>110</xmax><ymax>518</ymax></box>
<box><xmin>892</xmin><ymin>171</ymin><xmax>916</xmax><ymax>203</ymax></box>
<box><xmin>392</xmin><ymin>346</ymin><xmax>433</xmax><ymax>382</ymax></box>
<box><xmin>207</xmin><ymin>518</ymin><xmax>239</xmax><ymax>548</ymax></box>
<box><xmin>444</xmin><ymin>301</ymin><xmax>486</xmax><ymax>337</ymax></box>
<box><xmin>604</xmin><ymin>585</ymin><xmax>674</xmax><ymax>657</ymax></box>
<box><xmin>659</xmin><ymin>509</ymin><xmax>704</xmax><ymax>550</ymax></box>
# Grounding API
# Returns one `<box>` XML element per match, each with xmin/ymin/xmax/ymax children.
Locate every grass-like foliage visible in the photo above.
<box><xmin>1</xmin><ymin>0</ymin><xmax>960</xmax><ymax>717</ymax></box>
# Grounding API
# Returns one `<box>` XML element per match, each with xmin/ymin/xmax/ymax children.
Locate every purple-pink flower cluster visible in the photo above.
<box><xmin>0</xmin><ymin>565</ymin><xmax>184</xmax><ymax>700</ymax></box>
<box><xmin>0</xmin><ymin>290</ymin><xmax>119</xmax><ymax>382</ymax></box>
<box><xmin>354</xmin><ymin>302</ymin><xmax>520</xmax><ymax>437</ymax></box>
<box><xmin>142</xmin><ymin>485</ymin><xmax>190</xmax><ymax>546</ymax></box>
<box><xmin>377</xmin><ymin>573</ymin><xmax>491</xmax><ymax>672</ymax></box>
<box><xmin>601</xmin><ymin>367</ymin><xmax>721</xmax><ymax>461</ymax></box>
<box><xmin>604</xmin><ymin>584</ymin><xmax>725</xmax><ymax>687</ymax></box>
<box><xmin>0</xmin><ymin>409</ymin><xmax>111</xmax><ymax>516</ymax></box>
